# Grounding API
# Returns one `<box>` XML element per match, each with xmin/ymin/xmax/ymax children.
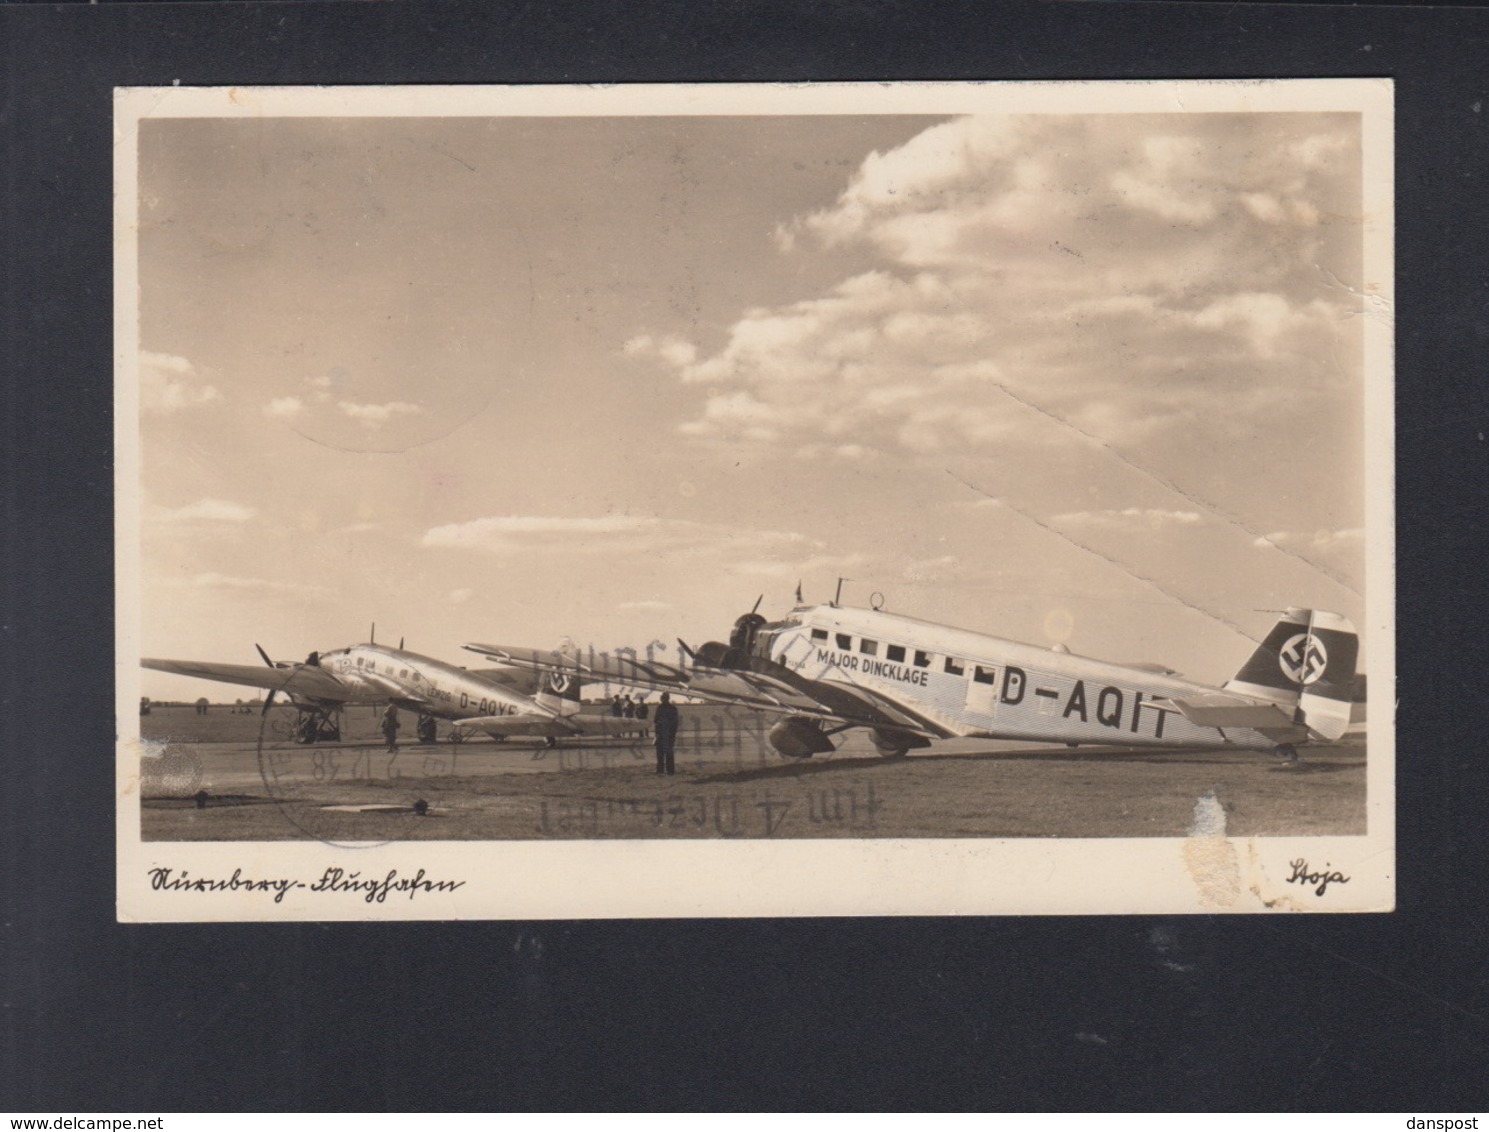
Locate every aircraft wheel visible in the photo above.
<box><xmin>1275</xmin><ymin>744</ymin><xmax>1300</xmax><ymax>764</ymax></box>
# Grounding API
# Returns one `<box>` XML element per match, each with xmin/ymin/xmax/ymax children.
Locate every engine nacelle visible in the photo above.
<box><xmin>768</xmin><ymin>716</ymin><xmax>836</xmax><ymax>759</ymax></box>
<box><xmin>869</xmin><ymin>728</ymin><xmax>931</xmax><ymax>758</ymax></box>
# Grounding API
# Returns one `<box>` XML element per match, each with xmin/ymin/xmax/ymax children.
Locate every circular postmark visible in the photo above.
<box><xmin>1277</xmin><ymin>632</ymin><xmax>1329</xmax><ymax>685</ymax></box>
<box><xmin>140</xmin><ymin>740</ymin><xmax>205</xmax><ymax>798</ymax></box>
<box><xmin>257</xmin><ymin>705</ymin><xmax>407</xmax><ymax>847</ymax></box>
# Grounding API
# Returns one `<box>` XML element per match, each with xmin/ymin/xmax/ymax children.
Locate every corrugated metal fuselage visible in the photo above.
<box><xmin>757</xmin><ymin>605</ymin><xmax>1291</xmax><ymax>751</ymax></box>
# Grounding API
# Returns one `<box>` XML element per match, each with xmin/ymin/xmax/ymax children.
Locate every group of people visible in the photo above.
<box><xmin>608</xmin><ymin>692</ymin><xmax>652</xmax><ymax>737</ymax></box>
<box><xmin>610</xmin><ymin>691</ymin><xmax>680</xmax><ymax>774</ymax></box>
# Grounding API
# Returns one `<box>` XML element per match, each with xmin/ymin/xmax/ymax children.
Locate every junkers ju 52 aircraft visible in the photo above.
<box><xmin>141</xmin><ymin>637</ymin><xmax>635</xmax><ymax>746</ymax></box>
<box><xmin>466</xmin><ymin>598</ymin><xmax>1359</xmax><ymax>762</ymax></box>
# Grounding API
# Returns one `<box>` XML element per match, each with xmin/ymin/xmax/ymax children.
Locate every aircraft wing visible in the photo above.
<box><xmin>464</xmin><ymin>643</ymin><xmax>950</xmax><ymax>738</ymax></box>
<box><xmin>465</xmin><ymin>644</ymin><xmax>834</xmax><ymax>716</ymax></box>
<box><xmin>465</xmin><ymin>712</ymin><xmax>642</xmax><ymax>740</ymax></box>
<box><xmin>467</xmin><ymin>667</ymin><xmax>544</xmax><ymax>696</ymax></box>
<box><xmin>1151</xmin><ymin>693</ymin><xmax>1302</xmax><ymax>734</ymax></box>
<box><xmin>571</xmin><ymin>713</ymin><xmax>648</xmax><ymax>737</ymax></box>
<box><xmin>463</xmin><ymin>713</ymin><xmax>572</xmax><ymax>739</ymax></box>
<box><xmin>141</xmin><ymin>658</ymin><xmax>353</xmax><ymax>701</ymax></box>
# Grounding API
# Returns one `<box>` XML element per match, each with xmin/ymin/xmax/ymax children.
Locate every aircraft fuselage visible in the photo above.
<box><xmin>750</xmin><ymin>605</ymin><xmax>1292</xmax><ymax>751</ymax></box>
<box><xmin>314</xmin><ymin>644</ymin><xmax>532</xmax><ymax>722</ymax></box>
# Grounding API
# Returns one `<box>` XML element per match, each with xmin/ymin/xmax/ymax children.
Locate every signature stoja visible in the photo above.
<box><xmin>1287</xmin><ymin>858</ymin><xmax>1351</xmax><ymax>897</ymax></box>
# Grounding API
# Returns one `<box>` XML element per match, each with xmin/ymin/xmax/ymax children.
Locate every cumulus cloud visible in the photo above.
<box><xmin>727</xmin><ymin>552</ymin><xmax>869</xmax><ymax>580</ymax></box>
<box><xmin>1053</xmin><ymin>508</ymin><xmax>1203</xmax><ymax>530</ymax></box>
<box><xmin>152</xmin><ymin>498</ymin><xmax>256</xmax><ymax>523</ymax></box>
<box><xmin>1254</xmin><ymin>527</ymin><xmax>1363</xmax><ymax>552</ymax></box>
<box><xmin>666</xmin><ymin>272</ymin><xmax>1033</xmax><ymax>452</ymax></box>
<box><xmin>140</xmin><ymin>351</ymin><xmax>221</xmax><ymax>413</ymax></box>
<box><xmin>165</xmin><ymin>572</ymin><xmax>326</xmax><ymax>596</ymax></box>
<box><xmin>422</xmin><ymin>514</ymin><xmax>811</xmax><ymax>558</ymax></box>
<box><xmin>264</xmin><ymin>396</ymin><xmax>305</xmax><ymax>418</ymax></box>
<box><xmin>901</xmin><ymin>554</ymin><xmax>963</xmax><ymax>582</ymax></box>
<box><xmin>338</xmin><ymin>400</ymin><xmax>425</xmax><ymax>427</ymax></box>
<box><xmin>623</xmin><ymin>334</ymin><xmax>698</xmax><ymax>368</ymax></box>
<box><xmin>647</xmin><ymin>114</ymin><xmax>1361</xmax><ymax>462</ymax></box>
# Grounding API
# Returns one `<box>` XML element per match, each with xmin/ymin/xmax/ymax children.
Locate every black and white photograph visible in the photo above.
<box><xmin>116</xmin><ymin>81</ymin><xmax>1394</xmax><ymax>919</ymax></box>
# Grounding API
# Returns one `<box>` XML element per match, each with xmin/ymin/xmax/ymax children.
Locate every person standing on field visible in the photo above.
<box><xmin>653</xmin><ymin>692</ymin><xmax>680</xmax><ymax>776</ymax></box>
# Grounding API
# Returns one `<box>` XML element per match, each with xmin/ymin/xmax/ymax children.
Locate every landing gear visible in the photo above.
<box><xmin>1275</xmin><ymin>744</ymin><xmax>1300</xmax><ymax>765</ymax></box>
<box><xmin>417</xmin><ymin>713</ymin><xmax>438</xmax><ymax>744</ymax></box>
<box><xmin>293</xmin><ymin>706</ymin><xmax>342</xmax><ymax>744</ymax></box>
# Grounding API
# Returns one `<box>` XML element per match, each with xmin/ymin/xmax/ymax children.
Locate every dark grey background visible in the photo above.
<box><xmin>2</xmin><ymin>0</ymin><xmax>1485</xmax><ymax>1112</ymax></box>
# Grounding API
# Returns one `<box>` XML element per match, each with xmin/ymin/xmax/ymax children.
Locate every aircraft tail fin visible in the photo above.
<box><xmin>534</xmin><ymin>667</ymin><xmax>584</xmax><ymax>718</ymax></box>
<box><xmin>1224</xmin><ymin>607</ymin><xmax>1359</xmax><ymax>741</ymax></box>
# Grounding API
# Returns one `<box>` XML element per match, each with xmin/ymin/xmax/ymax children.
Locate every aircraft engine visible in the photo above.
<box><xmin>768</xmin><ymin>716</ymin><xmax>836</xmax><ymax>759</ymax></box>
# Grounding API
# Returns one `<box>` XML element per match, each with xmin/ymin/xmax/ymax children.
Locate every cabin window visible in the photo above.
<box><xmin>860</xmin><ymin>639</ymin><xmax>878</xmax><ymax>657</ymax></box>
<box><xmin>914</xmin><ymin>650</ymin><xmax>932</xmax><ymax>668</ymax></box>
<box><xmin>399</xmin><ymin>669</ymin><xmax>408</xmax><ymax>679</ymax></box>
<box><xmin>887</xmin><ymin>644</ymin><xmax>906</xmax><ymax>663</ymax></box>
<box><xmin>810</xmin><ymin>628</ymin><xmax>828</xmax><ymax>641</ymax></box>
<box><xmin>944</xmin><ymin>657</ymin><xmax>965</xmax><ymax>676</ymax></box>
<box><xmin>836</xmin><ymin>633</ymin><xmax>852</xmax><ymax>650</ymax></box>
<box><xmin>973</xmin><ymin>665</ymin><xmax>997</xmax><ymax>685</ymax></box>
<box><xmin>356</xmin><ymin>657</ymin><xmax>363</xmax><ymax>668</ymax></box>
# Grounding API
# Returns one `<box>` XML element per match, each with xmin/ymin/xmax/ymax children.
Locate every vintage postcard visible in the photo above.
<box><xmin>116</xmin><ymin>80</ymin><xmax>1394</xmax><ymax>919</ymax></box>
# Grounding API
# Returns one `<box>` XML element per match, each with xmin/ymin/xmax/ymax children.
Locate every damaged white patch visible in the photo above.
<box><xmin>1182</xmin><ymin>791</ymin><xmax>1240</xmax><ymax>907</ymax></box>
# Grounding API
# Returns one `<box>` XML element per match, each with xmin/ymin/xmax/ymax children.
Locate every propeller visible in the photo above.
<box><xmin>751</xmin><ymin>593</ymin><xmax>764</xmax><ymax>615</ymax></box>
<box><xmin>255</xmin><ymin>643</ymin><xmax>290</xmax><ymax>715</ymax></box>
<box><xmin>676</xmin><ymin>638</ymin><xmax>697</xmax><ymax>662</ymax></box>
<box><xmin>254</xmin><ymin>640</ymin><xmax>291</xmax><ymax>711</ymax></box>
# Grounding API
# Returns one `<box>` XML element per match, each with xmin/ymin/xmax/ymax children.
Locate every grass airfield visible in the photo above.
<box><xmin>135</xmin><ymin>704</ymin><xmax>1367</xmax><ymax>842</ymax></box>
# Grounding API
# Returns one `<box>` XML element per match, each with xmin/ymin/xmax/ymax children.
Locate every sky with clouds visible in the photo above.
<box><xmin>133</xmin><ymin>101</ymin><xmax>1372</xmax><ymax>699</ymax></box>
